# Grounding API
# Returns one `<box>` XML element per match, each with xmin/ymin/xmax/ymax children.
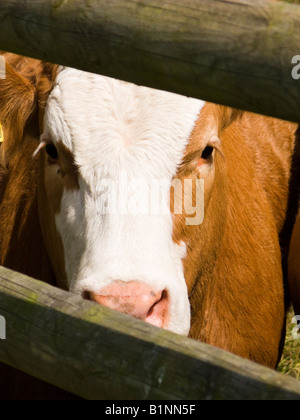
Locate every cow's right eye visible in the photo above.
<box><xmin>46</xmin><ymin>143</ymin><xmax>59</xmax><ymax>160</ymax></box>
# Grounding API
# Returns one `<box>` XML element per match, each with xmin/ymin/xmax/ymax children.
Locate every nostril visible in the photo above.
<box><xmin>82</xmin><ymin>282</ymin><xmax>170</xmax><ymax>329</ymax></box>
<box><xmin>82</xmin><ymin>291</ymin><xmax>92</xmax><ymax>301</ymax></box>
<box><xmin>146</xmin><ymin>289</ymin><xmax>169</xmax><ymax>329</ymax></box>
<box><xmin>146</xmin><ymin>290</ymin><xmax>165</xmax><ymax>317</ymax></box>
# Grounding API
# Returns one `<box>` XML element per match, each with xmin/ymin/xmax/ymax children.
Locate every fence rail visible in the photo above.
<box><xmin>0</xmin><ymin>0</ymin><xmax>300</xmax><ymax>122</ymax></box>
<box><xmin>0</xmin><ymin>266</ymin><xmax>300</xmax><ymax>400</ymax></box>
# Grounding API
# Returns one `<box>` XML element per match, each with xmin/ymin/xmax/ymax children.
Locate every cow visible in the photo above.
<box><xmin>0</xmin><ymin>53</ymin><xmax>298</xmax><ymax>398</ymax></box>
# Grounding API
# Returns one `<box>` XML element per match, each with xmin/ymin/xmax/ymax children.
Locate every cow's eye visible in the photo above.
<box><xmin>46</xmin><ymin>143</ymin><xmax>59</xmax><ymax>160</ymax></box>
<box><xmin>201</xmin><ymin>146</ymin><xmax>214</xmax><ymax>160</ymax></box>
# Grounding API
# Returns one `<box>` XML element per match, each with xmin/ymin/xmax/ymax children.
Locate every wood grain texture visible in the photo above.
<box><xmin>0</xmin><ymin>266</ymin><xmax>300</xmax><ymax>400</ymax></box>
<box><xmin>0</xmin><ymin>0</ymin><xmax>299</xmax><ymax>122</ymax></box>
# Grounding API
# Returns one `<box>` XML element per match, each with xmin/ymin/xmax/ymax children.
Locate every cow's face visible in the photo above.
<box><xmin>39</xmin><ymin>68</ymin><xmax>222</xmax><ymax>336</ymax></box>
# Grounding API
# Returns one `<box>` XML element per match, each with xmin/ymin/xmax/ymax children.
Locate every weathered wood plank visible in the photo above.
<box><xmin>0</xmin><ymin>266</ymin><xmax>300</xmax><ymax>400</ymax></box>
<box><xmin>0</xmin><ymin>0</ymin><xmax>299</xmax><ymax>122</ymax></box>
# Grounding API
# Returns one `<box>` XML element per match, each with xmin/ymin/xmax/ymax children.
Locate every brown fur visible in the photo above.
<box><xmin>0</xmin><ymin>53</ymin><xmax>75</xmax><ymax>399</ymax></box>
<box><xmin>0</xmin><ymin>53</ymin><xmax>59</xmax><ymax>282</ymax></box>
<box><xmin>172</xmin><ymin>105</ymin><xmax>296</xmax><ymax>367</ymax></box>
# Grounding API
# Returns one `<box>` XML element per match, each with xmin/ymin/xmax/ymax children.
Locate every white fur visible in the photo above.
<box><xmin>43</xmin><ymin>68</ymin><xmax>205</xmax><ymax>336</ymax></box>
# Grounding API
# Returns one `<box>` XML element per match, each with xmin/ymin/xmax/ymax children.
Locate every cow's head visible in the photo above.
<box><xmin>1</xmin><ymin>58</ymin><xmax>238</xmax><ymax>336</ymax></box>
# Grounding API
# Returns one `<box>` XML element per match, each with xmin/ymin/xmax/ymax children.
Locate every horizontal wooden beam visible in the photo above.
<box><xmin>0</xmin><ymin>266</ymin><xmax>300</xmax><ymax>400</ymax></box>
<box><xmin>0</xmin><ymin>0</ymin><xmax>299</xmax><ymax>122</ymax></box>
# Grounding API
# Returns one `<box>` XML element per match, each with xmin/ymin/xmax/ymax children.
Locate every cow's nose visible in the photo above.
<box><xmin>85</xmin><ymin>280</ymin><xmax>169</xmax><ymax>329</ymax></box>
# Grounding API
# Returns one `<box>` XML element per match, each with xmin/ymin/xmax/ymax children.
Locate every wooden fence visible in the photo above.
<box><xmin>0</xmin><ymin>0</ymin><xmax>300</xmax><ymax>122</ymax></box>
<box><xmin>0</xmin><ymin>266</ymin><xmax>300</xmax><ymax>400</ymax></box>
<box><xmin>1</xmin><ymin>0</ymin><xmax>300</xmax><ymax>400</ymax></box>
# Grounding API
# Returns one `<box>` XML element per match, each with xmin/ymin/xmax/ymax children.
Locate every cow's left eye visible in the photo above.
<box><xmin>46</xmin><ymin>143</ymin><xmax>59</xmax><ymax>160</ymax></box>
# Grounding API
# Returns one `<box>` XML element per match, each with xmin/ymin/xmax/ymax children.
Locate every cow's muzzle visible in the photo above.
<box><xmin>84</xmin><ymin>280</ymin><xmax>170</xmax><ymax>329</ymax></box>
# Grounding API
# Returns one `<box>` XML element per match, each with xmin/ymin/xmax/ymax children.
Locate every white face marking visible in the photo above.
<box><xmin>43</xmin><ymin>67</ymin><xmax>205</xmax><ymax>336</ymax></box>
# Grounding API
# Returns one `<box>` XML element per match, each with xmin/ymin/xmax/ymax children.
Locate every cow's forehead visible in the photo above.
<box><xmin>43</xmin><ymin>67</ymin><xmax>204</xmax><ymax>179</ymax></box>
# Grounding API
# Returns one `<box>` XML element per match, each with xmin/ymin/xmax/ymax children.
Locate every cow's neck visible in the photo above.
<box><xmin>0</xmin><ymin>135</ymin><xmax>56</xmax><ymax>286</ymax></box>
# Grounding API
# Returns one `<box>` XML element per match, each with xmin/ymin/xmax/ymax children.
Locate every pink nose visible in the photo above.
<box><xmin>86</xmin><ymin>281</ymin><xmax>169</xmax><ymax>329</ymax></box>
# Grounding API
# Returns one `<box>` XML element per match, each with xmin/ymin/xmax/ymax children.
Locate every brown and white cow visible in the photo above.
<box><xmin>0</xmin><ymin>53</ymin><xmax>298</xmax><ymax>376</ymax></box>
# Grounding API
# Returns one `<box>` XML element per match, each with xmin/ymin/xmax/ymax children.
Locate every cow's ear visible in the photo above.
<box><xmin>0</xmin><ymin>62</ymin><xmax>36</xmax><ymax>163</ymax></box>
